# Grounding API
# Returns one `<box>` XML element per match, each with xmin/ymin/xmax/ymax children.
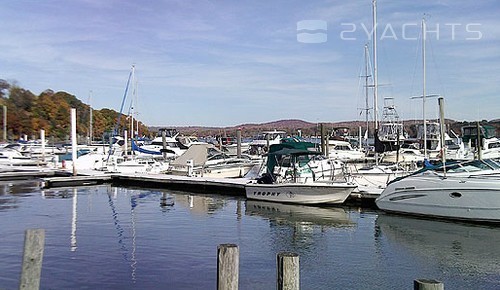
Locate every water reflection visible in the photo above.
<box><xmin>377</xmin><ymin>214</ymin><xmax>500</xmax><ymax>280</ymax></box>
<box><xmin>245</xmin><ymin>200</ymin><xmax>355</xmax><ymax>228</ymax></box>
<box><xmin>71</xmin><ymin>188</ymin><xmax>77</xmax><ymax>251</ymax></box>
<box><xmin>173</xmin><ymin>192</ymin><xmax>229</xmax><ymax>215</ymax></box>
<box><xmin>0</xmin><ymin>180</ymin><xmax>42</xmax><ymax>210</ymax></box>
<box><xmin>245</xmin><ymin>201</ymin><xmax>356</xmax><ymax>252</ymax></box>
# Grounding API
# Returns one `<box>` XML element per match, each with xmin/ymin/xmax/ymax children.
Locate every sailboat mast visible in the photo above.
<box><xmin>372</xmin><ymin>0</ymin><xmax>379</xmax><ymax>165</ymax></box>
<box><xmin>372</xmin><ymin>0</ymin><xmax>378</xmax><ymax>130</ymax></box>
<box><xmin>422</xmin><ymin>17</ymin><xmax>427</xmax><ymax>158</ymax></box>
<box><xmin>89</xmin><ymin>90</ymin><xmax>93</xmax><ymax>145</ymax></box>
<box><xmin>135</xmin><ymin>78</ymin><xmax>139</xmax><ymax>138</ymax></box>
<box><xmin>364</xmin><ymin>43</ymin><xmax>371</xmax><ymax>149</ymax></box>
<box><xmin>130</xmin><ymin>65</ymin><xmax>135</xmax><ymax>140</ymax></box>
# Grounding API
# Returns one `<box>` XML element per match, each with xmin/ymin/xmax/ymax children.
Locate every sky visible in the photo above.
<box><xmin>1</xmin><ymin>0</ymin><xmax>499</xmax><ymax>127</ymax></box>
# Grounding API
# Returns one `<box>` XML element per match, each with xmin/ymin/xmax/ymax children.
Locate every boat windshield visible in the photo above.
<box><xmin>433</xmin><ymin>159</ymin><xmax>498</xmax><ymax>173</ymax></box>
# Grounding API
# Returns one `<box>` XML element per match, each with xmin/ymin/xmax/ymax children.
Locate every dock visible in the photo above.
<box><xmin>41</xmin><ymin>174</ymin><xmax>113</xmax><ymax>188</ymax></box>
<box><xmin>39</xmin><ymin>172</ymin><xmax>377</xmax><ymax>206</ymax></box>
<box><xmin>114</xmin><ymin>173</ymin><xmax>248</xmax><ymax>195</ymax></box>
<box><xmin>0</xmin><ymin>167</ymin><xmax>376</xmax><ymax>205</ymax></box>
<box><xmin>0</xmin><ymin>168</ymin><xmax>70</xmax><ymax>181</ymax></box>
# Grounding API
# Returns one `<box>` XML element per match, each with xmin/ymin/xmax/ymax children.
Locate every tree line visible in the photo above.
<box><xmin>0</xmin><ymin>80</ymin><xmax>150</xmax><ymax>142</ymax></box>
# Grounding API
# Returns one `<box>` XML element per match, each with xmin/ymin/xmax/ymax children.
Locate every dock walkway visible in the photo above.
<box><xmin>40</xmin><ymin>172</ymin><xmax>377</xmax><ymax>205</ymax></box>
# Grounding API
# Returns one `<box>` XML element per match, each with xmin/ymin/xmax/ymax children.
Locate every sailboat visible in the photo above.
<box><xmin>347</xmin><ymin>0</ymin><xmax>411</xmax><ymax>196</ymax></box>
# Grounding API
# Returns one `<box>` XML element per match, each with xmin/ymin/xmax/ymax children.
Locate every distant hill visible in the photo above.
<box><xmin>2</xmin><ymin>79</ymin><xmax>498</xmax><ymax>140</ymax></box>
<box><xmin>151</xmin><ymin>118</ymin><xmax>500</xmax><ymax>138</ymax></box>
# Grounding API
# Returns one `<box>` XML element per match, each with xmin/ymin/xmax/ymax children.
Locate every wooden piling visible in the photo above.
<box><xmin>19</xmin><ymin>229</ymin><xmax>45</xmax><ymax>290</ymax></box>
<box><xmin>277</xmin><ymin>252</ymin><xmax>299</xmax><ymax>290</ymax></box>
<box><xmin>161</xmin><ymin>129</ymin><xmax>167</xmax><ymax>160</ymax></box>
<box><xmin>71</xmin><ymin>108</ymin><xmax>77</xmax><ymax>176</ymax></box>
<box><xmin>217</xmin><ymin>244</ymin><xmax>239</xmax><ymax>290</ymax></box>
<box><xmin>414</xmin><ymin>279</ymin><xmax>444</xmax><ymax>290</ymax></box>
<box><xmin>236</xmin><ymin>128</ymin><xmax>242</xmax><ymax>158</ymax></box>
<box><xmin>320</xmin><ymin>123</ymin><xmax>325</xmax><ymax>155</ymax></box>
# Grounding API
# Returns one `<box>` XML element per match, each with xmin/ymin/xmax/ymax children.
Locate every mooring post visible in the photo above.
<box><xmin>217</xmin><ymin>244</ymin><xmax>239</xmax><ymax>290</ymax></box>
<box><xmin>19</xmin><ymin>229</ymin><xmax>45</xmax><ymax>290</ymax></box>
<box><xmin>414</xmin><ymin>279</ymin><xmax>444</xmax><ymax>290</ymax></box>
<box><xmin>277</xmin><ymin>252</ymin><xmax>299</xmax><ymax>290</ymax></box>
<box><xmin>40</xmin><ymin>129</ymin><xmax>45</xmax><ymax>163</ymax></box>
<box><xmin>123</xmin><ymin>129</ymin><xmax>128</xmax><ymax>158</ymax></box>
<box><xmin>236</xmin><ymin>128</ymin><xmax>242</xmax><ymax>158</ymax></box>
<box><xmin>161</xmin><ymin>129</ymin><xmax>167</xmax><ymax>160</ymax></box>
<box><xmin>320</xmin><ymin>123</ymin><xmax>325</xmax><ymax>155</ymax></box>
<box><xmin>70</xmin><ymin>108</ymin><xmax>77</xmax><ymax>176</ymax></box>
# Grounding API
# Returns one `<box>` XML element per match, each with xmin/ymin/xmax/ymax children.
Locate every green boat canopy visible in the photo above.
<box><xmin>265</xmin><ymin>141</ymin><xmax>321</xmax><ymax>175</ymax></box>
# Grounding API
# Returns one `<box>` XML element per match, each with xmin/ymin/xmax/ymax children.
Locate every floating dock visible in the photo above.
<box><xmin>41</xmin><ymin>174</ymin><xmax>113</xmax><ymax>188</ymax></box>
<box><xmin>40</xmin><ymin>172</ymin><xmax>377</xmax><ymax>206</ymax></box>
<box><xmin>0</xmin><ymin>168</ymin><xmax>70</xmax><ymax>181</ymax></box>
<box><xmin>114</xmin><ymin>173</ymin><xmax>248</xmax><ymax>195</ymax></box>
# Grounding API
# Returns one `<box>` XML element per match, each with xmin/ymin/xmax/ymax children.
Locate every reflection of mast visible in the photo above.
<box><xmin>130</xmin><ymin>195</ymin><xmax>137</xmax><ymax>283</ymax></box>
<box><xmin>107</xmin><ymin>188</ymin><xmax>129</xmax><ymax>259</ymax></box>
<box><xmin>71</xmin><ymin>188</ymin><xmax>78</xmax><ymax>251</ymax></box>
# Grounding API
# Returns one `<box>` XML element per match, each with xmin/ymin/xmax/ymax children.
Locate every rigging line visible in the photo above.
<box><xmin>356</xmin><ymin>44</ymin><xmax>374</xmax><ymax>121</ymax></box>
<box><xmin>114</xmin><ymin>68</ymin><xmax>133</xmax><ymax>136</ymax></box>
<box><xmin>355</xmin><ymin>45</ymin><xmax>367</xmax><ymax>119</ymax></box>
<box><xmin>107</xmin><ymin>67</ymin><xmax>133</xmax><ymax>161</ymax></box>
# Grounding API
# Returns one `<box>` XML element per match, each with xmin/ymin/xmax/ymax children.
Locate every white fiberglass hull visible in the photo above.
<box><xmin>245</xmin><ymin>182</ymin><xmax>356</xmax><ymax>205</ymax></box>
<box><xmin>170</xmin><ymin>163</ymin><xmax>256</xmax><ymax>178</ymax></box>
<box><xmin>376</xmin><ymin>174</ymin><xmax>500</xmax><ymax>222</ymax></box>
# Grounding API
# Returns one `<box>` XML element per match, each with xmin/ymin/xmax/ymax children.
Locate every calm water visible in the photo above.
<box><xmin>0</xmin><ymin>180</ymin><xmax>499</xmax><ymax>289</ymax></box>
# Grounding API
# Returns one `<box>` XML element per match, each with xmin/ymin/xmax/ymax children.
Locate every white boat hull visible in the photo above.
<box><xmin>376</xmin><ymin>174</ymin><xmax>500</xmax><ymax>222</ymax></box>
<box><xmin>245</xmin><ymin>182</ymin><xmax>356</xmax><ymax>205</ymax></box>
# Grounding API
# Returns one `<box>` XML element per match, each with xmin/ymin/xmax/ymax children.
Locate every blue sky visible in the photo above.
<box><xmin>1</xmin><ymin>0</ymin><xmax>499</xmax><ymax>127</ymax></box>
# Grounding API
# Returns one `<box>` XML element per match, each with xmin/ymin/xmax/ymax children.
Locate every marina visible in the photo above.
<box><xmin>1</xmin><ymin>180</ymin><xmax>499</xmax><ymax>289</ymax></box>
<box><xmin>1</xmin><ymin>0</ymin><xmax>500</xmax><ymax>289</ymax></box>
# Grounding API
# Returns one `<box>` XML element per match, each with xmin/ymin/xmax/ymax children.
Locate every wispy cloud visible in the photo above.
<box><xmin>1</xmin><ymin>0</ymin><xmax>498</xmax><ymax>126</ymax></box>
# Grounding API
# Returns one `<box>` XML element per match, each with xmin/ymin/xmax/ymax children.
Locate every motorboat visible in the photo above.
<box><xmin>246</xmin><ymin>181</ymin><xmax>357</xmax><ymax>205</ymax></box>
<box><xmin>248</xmin><ymin>130</ymin><xmax>286</xmax><ymax>155</ymax></box>
<box><xmin>133</xmin><ymin>129</ymin><xmax>191</xmax><ymax>159</ymax></box>
<box><xmin>347</xmin><ymin>163</ymin><xmax>409</xmax><ymax>196</ymax></box>
<box><xmin>380</xmin><ymin>148</ymin><xmax>425</xmax><ymax>164</ymax></box>
<box><xmin>0</xmin><ymin>148</ymin><xmax>45</xmax><ymax>166</ymax></box>
<box><xmin>461</xmin><ymin>124</ymin><xmax>500</xmax><ymax>160</ymax></box>
<box><xmin>107</xmin><ymin>156</ymin><xmax>169</xmax><ymax>174</ymax></box>
<box><xmin>216</xmin><ymin>136</ymin><xmax>251</xmax><ymax>156</ymax></box>
<box><xmin>327</xmin><ymin>140</ymin><xmax>366</xmax><ymax>161</ymax></box>
<box><xmin>168</xmin><ymin>143</ymin><xmax>258</xmax><ymax>178</ymax></box>
<box><xmin>375</xmin><ymin>159</ymin><xmax>500</xmax><ymax>223</ymax></box>
<box><xmin>246</xmin><ymin>142</ymin><xmax>356</xmax><ymax>205</ymax></box>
